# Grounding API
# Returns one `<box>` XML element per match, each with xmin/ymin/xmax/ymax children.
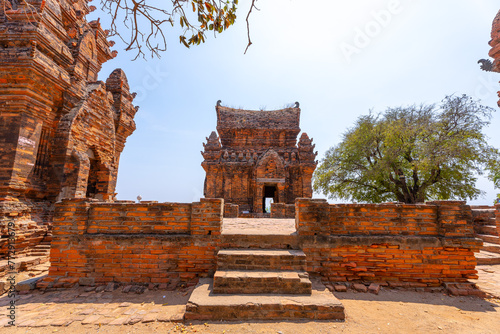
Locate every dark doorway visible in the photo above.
<box><xmin>263</xmin><ymin>185</ymin><xmax>277</xmax><ymax>213</ymax></box>
<box><xmin>86</xmin><ymin>150</ymin><xmax>99</xmax><ymax>198</ymax></box>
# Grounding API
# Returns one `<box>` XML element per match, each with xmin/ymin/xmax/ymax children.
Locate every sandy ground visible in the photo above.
<box><xmin>0</xmin><ymin>285</ymin><xmax>498</xmax><ymax>334</ymax></box>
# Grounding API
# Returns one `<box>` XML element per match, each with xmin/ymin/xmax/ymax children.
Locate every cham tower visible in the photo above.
<box><xmin>490</xmin><ymin>9</ymin><xmax>500</xmax><ymax>107</ymax></box>
<box><xmin>201</xmin><ymin>102</ymin><xmax>318</xmax><ymax>214</ymax></box>
<box><xmin>0</xmin><ymin>0</ymin><xmax>137</xmax><ymax>258</ymax></box>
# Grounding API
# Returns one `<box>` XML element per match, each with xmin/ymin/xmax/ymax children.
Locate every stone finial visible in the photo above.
<box><xmin>298</xmin><ymin>133</ymin><xmax>312</xmax><ymax>145</ymax></box>
<box><xmin>106</xmin><ymin>68</ymin><xmax>130</xmax><ymax>94</ymax></box>
<box><xmin>203</xmin><ymin>131</ymin><xmax>221</xmax><ymax>151</ymax></box>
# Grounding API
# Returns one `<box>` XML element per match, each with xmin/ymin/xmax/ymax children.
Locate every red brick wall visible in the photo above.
<box><xmin>270</xmin><ymin>203</ymin><xmax>295</xmax><ymax>218</ymax></box>
<box><xmin>47</xmin><ymin>197</ymin><xmax>483</xmax><ymax>288</ymax></box>
<box><xmin>296</xmin><ymin>199</ymin><xmax>481</xmax><ymax>286</ymax></box>
<box><xmin>47</xmin><ymin>198</ymin><xmax>223</xmax><ymax>288</ymax></box>
<box><xmin>87</xmin><ymin>202</ymin><xmax>192</xmax><ymax>234</ymax></box>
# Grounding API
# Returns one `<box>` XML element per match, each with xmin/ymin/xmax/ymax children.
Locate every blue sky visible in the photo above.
<box><xmin>90</xmin><ymin>0</ymin><xmax>500</xmax><ymax>204</ymax></box>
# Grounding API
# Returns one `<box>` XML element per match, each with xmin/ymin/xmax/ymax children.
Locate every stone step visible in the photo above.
<box><xmin>474</xmin><ymin>225</ymin><xmax>499</xmax><ymax>236</ymax></box>
<box><xmin>476</xmin><ymin>250</ymin><xmax>500</xmax><ymax>265</ymax></box>
<box><xmin>221</xmin><ymin>234</ymin><xmax>300</xmax><ymax>249</ymax></box>
<box><xmin>477</xmin><ymin>234</ymin><xmax>500</xmax><ymax>245</ymax></box>
<box><xmin>185</xmin><ymin>278</ymin><xmax>345</xmax><ymax>321</ymax></box>
<box><xmin>213</xmin><ymin>270</ymin><xmax>311</xmax><ymax>295</ymax></box>
<box><xmin>482</xmin><ymin>242</ymin><xmax>500</xmax><ymax>254</ymax></box>
<box><xmin>217</xmin><ymin>249</ymin><xmax>306</xmax><ymax>271</ymax></box>
<box><xmin>29</xmin><ymin>252</ymin><xmax>49</xmax><ymax>256</ymax></box>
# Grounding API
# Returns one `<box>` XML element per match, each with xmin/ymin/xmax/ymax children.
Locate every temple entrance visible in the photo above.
<box><xmin>262</xmin><ymin>185</ymin><xmax>277</xmax><ymax>213</ymax></box>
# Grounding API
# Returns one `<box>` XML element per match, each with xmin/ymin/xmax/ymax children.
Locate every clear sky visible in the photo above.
<box><xmin>90</xmin><ymin>0</ymin><xmax>500</xmax><ymax>205</ymax></box>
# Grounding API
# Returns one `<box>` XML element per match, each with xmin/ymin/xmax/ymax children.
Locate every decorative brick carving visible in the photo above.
<box><xmin>202</xmin><ymin>104</ymin><xmax>318</xmax><ymax>214</ymax></box>
<box><xmin>0</xmin><ymin>0</ymin><xmax>137</xmax><ymax>258</ymax></box>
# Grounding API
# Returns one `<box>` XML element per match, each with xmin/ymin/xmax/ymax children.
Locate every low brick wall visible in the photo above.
<box><xmin>223</xmin><ymin>203</ymin><xmax>239</xmax><ymax>218</ymax></box>
<box><xmin>270</xmin><ymin>203</ymin><xmax>295</xmax><ymax>218</ymax></box>
<box><xmin>46</xmin><ymin>197</ymin><xmax>484</xmax><ymax>289</ymax></box>
<box><xmin>296</xmin><ymin>199</ymin><xmax>482</xmax><ymax>286</ymax></box>
<box><xmin>46</xmin><ymin>198</ymin><xmax>223</xmax><ymax>288</ymax></box>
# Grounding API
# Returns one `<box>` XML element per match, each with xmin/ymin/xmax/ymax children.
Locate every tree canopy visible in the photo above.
<box><xmin>100</xmin><ymin>0</ymin><xmax>257</xmax><ymax>58</ymax></box>
<box><xmin>313</xmin><ymin>95</ymin><xmax>500</xmax><ymax>204</ymax></box>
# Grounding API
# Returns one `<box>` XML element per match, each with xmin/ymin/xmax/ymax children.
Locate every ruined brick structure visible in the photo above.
<box><xmin>490</xmin><ymin>10</ymin><xmax>500</xmax><ymax>106</ymax></box>
<box><xmin>0</xmin><ymin>0</ymin><xmax>137</xmax><ymax>258</ymax></box>
<box><xmin>202</xmin><ymin>104</ymin><xmax>317</xmax><ymax>214</ymax></box>
<box><xmin>45</xmin><ymin>198</ymin><xmax>485</xmax><ymax>290</ymax></box>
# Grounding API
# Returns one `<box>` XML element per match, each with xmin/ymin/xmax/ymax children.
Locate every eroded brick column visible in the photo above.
<box><xmin>428</xmin><ymin>201</ymin><xmax>475</xmax><ymax>238</ymax></box>
<box><xmin>47</xmin><ymin>198</ymin><xmax>93</xmax><ymax>287</ymax></box>
<box><xmin>191</xmin><ymin>198</ymin><xmax>223</xmax><ymax>235</ymax></box>
<box><xmin>295</xmin><ymin>198</ymin><xmax>330</xmax><ymax>235</ymax></box>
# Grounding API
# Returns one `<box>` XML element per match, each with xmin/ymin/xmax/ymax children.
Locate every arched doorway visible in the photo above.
<box><xmin>254</xmin><ymin>149</ymin><xmax>285</xmax><ymax>213</ymax></box>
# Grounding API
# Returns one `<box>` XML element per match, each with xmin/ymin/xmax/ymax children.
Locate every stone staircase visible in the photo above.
<box><xmin>28</xmin><ymin>240</ymin><xmax>52</xmax><ymax>257</ymax></box>
<box><xmin>213</xmin><ymin>249</ymin><xmax>311</xmax><ymax>294</ymax></box>
<box><xmin>473</xmin><ymin>208</ymin><xmax>500</xmax><ymax>265</ymax></box>
<box><xmin>185</xmin><ymin>219</ymin><xmax>345</xmax><ymax>321</ymax></box>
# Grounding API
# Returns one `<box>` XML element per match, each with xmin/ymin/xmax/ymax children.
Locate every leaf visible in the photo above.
<box><xmin>179</xmin><ymin>35</ymin><xmax>189</xmax><ymax>48</ymax></box>
<box><xmin>180</xmin><ymin>17</ymin><xmax>184</xmax><ymax>28</ymax></box>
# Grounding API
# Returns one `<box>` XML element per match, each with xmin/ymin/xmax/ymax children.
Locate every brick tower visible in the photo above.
<box><xmin>0</xmin><ymin>0</ymin><xmax>137</xmax><ymax>257</ymax></box>
<box><xmin>201</xmin><ymin>103</ymin><xmax>317</xmax><ymax>214</ymax></box>
<box><xmin>489</xmin><ymin>9</ymin><xmax>500</xmax><ymax>107</ymax></box>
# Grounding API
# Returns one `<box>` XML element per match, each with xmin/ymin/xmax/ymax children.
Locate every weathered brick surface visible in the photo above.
<box><xmin>223</xmin><ymin>203</ymin><xmax>239</xmax><ymax>218</ymax></box>
<box><xmin>47</xmin><ymin>198</ymin><xmax>223</xmax><ymax>286</ymax></box>
<box><xmin>489</xmin><ymin>9</ymin><xmax>500</xmax><ymax>107</ymax></box>
<box><xmin>270</xmin><ymin>203</ymin><xmax>295</xmax><ymax>218</ymax></box>
<box><xmin>0</xmin><ymin>0</ymin><xmax>137</xmax><ymax>258</ymax></box>
<box><xmin>202</xmin><ymin>105</ymin><xmax>317</xmax><ymax>214</ymax></box>
<box><xmin>185</xmin><ymin>278</ymin><xmax>345</xmax><ymax>321</ymax></box>
<box><xmin>296</xmin><ymin>199</ymin><xmax>482</xmax><ymax>286</ymax></box>
<box><xmin>213</xmin><ymin>270</ymin><xmax>311</xmax><ymax>294</ymax></box>
<box><xmin>217</xmin><ymin>249</ymin><xmax>306</xmax><ymax>271</ymax></box>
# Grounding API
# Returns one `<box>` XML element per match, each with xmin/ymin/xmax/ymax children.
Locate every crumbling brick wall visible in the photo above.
<box><xmin>296</xmin><ymin>199</ymin><xmax>482</xmax><ymax>286</ymax></box>
<box><xmin>45</xmin><ymin>198</ymin><xmax>223</xmax><ymax>288</ymax></box>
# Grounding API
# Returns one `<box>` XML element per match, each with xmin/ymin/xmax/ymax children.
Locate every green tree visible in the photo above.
<box><xmin>314</xmin><ymin>95</ymin><xmax>500</xmax><ymax>204</ymax></box>
<box><xmin>100</xmin><ymin>0</ymin><xmax>257</xmax><ymax>58</ymax></box>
